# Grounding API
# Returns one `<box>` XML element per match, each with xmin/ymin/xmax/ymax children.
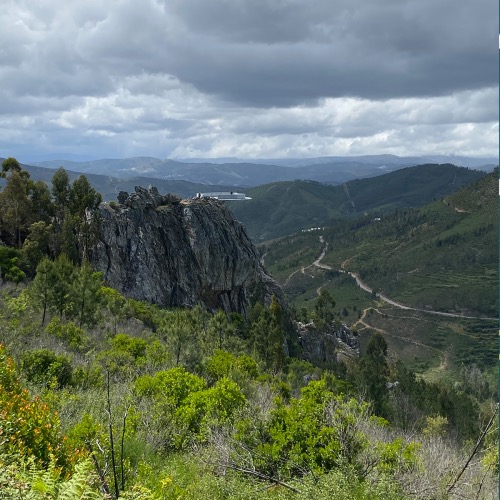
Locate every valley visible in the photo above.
<box><xmin>259</xmin><ymin>168</ymin><xmax>497</xmax><ymax>386</ymax></box>
<box><xmin>263</xmin><ymin>232</ymin><xmax>497</xmax><ymax>381</ymax></box>
<box><xmin>0</xmin><ymin>157</ymin><xmax>497</xmax><ymax>498</ymax></box>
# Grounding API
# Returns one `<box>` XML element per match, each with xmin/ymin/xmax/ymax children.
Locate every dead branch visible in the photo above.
<box><xmin>215</xmin><ymin>462</ymin><xmax>302</xmax><ymax>494</ymax></box>
<box><xmin>86</xmin><ymin>439</ymin><xmax>110</xmax><ymax>496</ymax></box>
<box><xmin>447</xmin><ymin>402</ymin><xmax>498</xmax><ymax>494</ymax></box>
<box><xmin>106</xmin><ymin>370</ymin><xmax>119</xmax><ymax>499</ymax></box>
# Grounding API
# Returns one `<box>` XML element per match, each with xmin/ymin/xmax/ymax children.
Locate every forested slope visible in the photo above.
<box><xmin>229</xmin><ymin>164</ymin><xmax>485</xmax><ymax>240</ymax></box>
<box><xmin>0</xmin><ymin>158</ymin><xmax>496</xmax><ymax>499</ymax></box>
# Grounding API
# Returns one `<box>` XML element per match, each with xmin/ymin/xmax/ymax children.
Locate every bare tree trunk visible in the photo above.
<box><xmin>106</xmin><ymin>371</ymin><xmax>120</xmax><ymax>499</ymax></box>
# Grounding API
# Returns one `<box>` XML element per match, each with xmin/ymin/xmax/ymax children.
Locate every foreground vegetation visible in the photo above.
<box><xmin>0</xmin><ymin>158</ymin><xmax>497</xmax><ymax>498</ymax></box>
<box><xmin>0</xmin><ymin>283</ymin><xmax>497</xmax><ymax>499</ymax></box>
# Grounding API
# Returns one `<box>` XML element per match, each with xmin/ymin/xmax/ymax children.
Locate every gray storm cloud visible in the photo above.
<box><xmin>0</xmin><ymin>0</ymin><xmax>497</xmax><ymax>160</ymax></box>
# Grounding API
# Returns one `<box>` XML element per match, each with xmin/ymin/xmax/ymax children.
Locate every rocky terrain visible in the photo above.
<box><xmin>90</xmin><ymin>186</ymin><xmax>284</xmax><ymax>315</ymax></box>
<box><xmin>297</xmin><ymin>321</ymin><xmax>360</xmax><ymax>365</ymax></box>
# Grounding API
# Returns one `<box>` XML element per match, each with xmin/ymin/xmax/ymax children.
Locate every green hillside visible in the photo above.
<box><xmin>229</xmin><ymin>164</ymin><xmax>485</xmax><ymax>241</ymax></box>
<box><xmin>321</xmin><ymin>169</ymin><xmax>498</xmax><ymax>317</ymax></box>
<box><xmin>261</xmin><ymin>169</ymin><xmax>498</xmax><ymax>378</ymax></box>
<box><xmin>0</xmin><ymin>157</ymin><xmax>497</xmax><ymax>498</ymax></box>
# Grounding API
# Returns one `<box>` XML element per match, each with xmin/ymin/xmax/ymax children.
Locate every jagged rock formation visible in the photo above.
<box><xmin>91</xmin><ymin>186</ymin><xmax>284</xmax><ymax>315</ymax></box>
<box><xmin>297</xmin><ymin>321</ymin><xmax>360</xmax><ymax>365</ymax></box>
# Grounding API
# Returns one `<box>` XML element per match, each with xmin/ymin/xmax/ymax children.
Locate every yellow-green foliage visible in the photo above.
<box><xmin>237</xmin><ymin>379</ymin><xmax>369</xmax><ymax>477</ymax></box>
<box><xmin>134</xmin><ymin>367</ymin><xmax>246</xmax><ymax>450</ymax></box>
<box><xmin>204</xmin><ymin>349</ymin><xmax>259</xmax><ymax>383</ymax></box>
<box><xmin>0</xmin><ymin>344</ymin><xmax>81</xmax><ymax>471</ymax></box>
<box><xmin>45</xmin><ymin>317</ymin><xmax>89</xmax><ymax>350</ymax></box>
<box><xmin>422</xmin><ymin>415</ymin><xmax>448</xmax><ymax>438</ymax></box>
<box><xmin>374</xmin><ymin>438</ymin><xmax>421</xmax><ymax>474</ymax></box>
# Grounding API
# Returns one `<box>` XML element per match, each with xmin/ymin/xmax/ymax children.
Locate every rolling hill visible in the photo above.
<box><xmin>32</xmin><ymin>154</ymin><xmax>496</xmax><ymax>187</ymax></box>
<box><xmin>0</xmin><ymin>160</ymin><xmax>242</xmax><ymax>201</ymax></box>
<box><xmin>260</xmin><ymin>168</ymin><xmax>498</xmax><ymax>377</ymax></box>
<box><xmin>228</xmin><ymin>164</ymin><xmax>486</xmax><ymax>241</ymax></box>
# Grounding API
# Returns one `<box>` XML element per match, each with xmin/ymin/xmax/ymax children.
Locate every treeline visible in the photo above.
<box><xmin>0</xmin><ymin>157</ymin><xmax>101</xmax><ymax>281</ymax></box>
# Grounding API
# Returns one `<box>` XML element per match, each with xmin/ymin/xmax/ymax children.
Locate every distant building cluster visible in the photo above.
<box><xmin>195</xmin><ymin>192</ymin><xmax>251</xmax><ymax>201</ymax></box>
<box><xmin>301</xmin><ymin>227</ymin><xmax>324</xmax><ymax>232</ymax></box>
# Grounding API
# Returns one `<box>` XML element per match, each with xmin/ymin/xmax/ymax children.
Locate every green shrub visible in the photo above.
<box><xmin>98</xmin><ymin>333</ymin><xmax>151</xmax><ymax>377</ymax></box>
<box><xmin>236</xmin><ymin>379</ymin><xmax>368</xmax><ymax>477</ymax></box>
<box><xmin>0</xmin><ymin>246</ymin><xmax>26</xmax><ymax>283</ymax></box>
<box><xmin>134</xmin><ymin>367</ymin><xmax>206</xmax><ymax>404</ymax></box>
<box><xmin>0</xmin><ymin>344</ymin><xmax>79</xmax><ymax>470</ymax></box>
<box><xmin>134</xmin><ymin>368</ymin><xmax>246</xmax><ymax>450</ymax></box>
<box><xmin>204</xmin><ymin>350</ymin><xmax>237</xmax><ymax>382</ymax></box>
<box><xmin>111</xmin><ymin>333</ymin><xmax>148</xmax><ymax>361</ymax></box>
<box><xmin>71</xmin><ymin>364</ymin><xmax>104</xmax><ymax>389</ymax></box>
<box><xmin>45</xmin><ymin>317</ymin><xmax>89</xmax><ymax>350</ymax></box>
<box><xmin>20</xmin><ymin>349</ymin><xmax>73</xmax><ymax>389</ymax></box>
<box><xmin>174</xmin><ymin>377</ymin><xmax>246</xmax><ymax>447</ymax></box>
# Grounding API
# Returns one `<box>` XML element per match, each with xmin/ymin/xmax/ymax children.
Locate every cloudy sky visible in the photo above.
<box><xmin>1</xmin><ymin>0</ymin><xmax>498</xmax><ymax>162</ymax></box>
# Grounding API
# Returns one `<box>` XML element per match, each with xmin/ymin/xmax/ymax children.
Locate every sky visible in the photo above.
<box><xmin>1</xmin><ymin>0</ymin><xmax>498</xmax><ymax>162</ymax></box>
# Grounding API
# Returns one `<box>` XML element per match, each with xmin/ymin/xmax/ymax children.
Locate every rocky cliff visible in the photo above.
<box><xmin>297</xmin><ymin>321</ymin><xmax>360</xmax><ymax>365</ymax></box>
<box><xmin>90</xmin><ymin>186</ymin><xmax>284</xmax><ymax>315</ymax></box>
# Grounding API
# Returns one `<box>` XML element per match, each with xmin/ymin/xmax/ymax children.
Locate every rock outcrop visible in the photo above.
<box><xmin>90</xmin><ymin>186</ymin><xmax>284</xmax><ymax>315</ymax></box>
<box><xmin>297</xmin><ymin>321</ymin><xmax>360</xmax><ymax>365</ymax></box>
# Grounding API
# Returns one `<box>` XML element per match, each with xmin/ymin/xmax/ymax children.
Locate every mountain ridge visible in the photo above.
<box><xmin>228</xmin><ymin>163</ymin><xmax>486</xmax><ymax>241</ymax></box>
<box><xmin>29</xmin><ymin>154</ymin><xmax>496</xmax><ymax>187</ymax></box>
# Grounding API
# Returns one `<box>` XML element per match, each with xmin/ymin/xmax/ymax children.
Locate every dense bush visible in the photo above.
<box><xmin>0</xmin><ymin>345</ymin><xmax>78</xmax><ymax>470</ymax></box>
<box><xmin>20</xmin><ymin>348</ymin><xmax>73</xmax><ymax>389</ymax></box>
<box><xmin>0</xmin><ymin>246</ymin><xmax>25</xmax><ymax>283</ymax></box>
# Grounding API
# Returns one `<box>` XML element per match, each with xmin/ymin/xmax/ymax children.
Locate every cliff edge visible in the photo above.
<box><xmin>91</xmin><ymin>186</ymin><xmax>284</xmax><ymax>315</ymax></box>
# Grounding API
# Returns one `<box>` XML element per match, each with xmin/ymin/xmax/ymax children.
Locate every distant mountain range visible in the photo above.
<box><xmin>0</xmin><ymin>160</ymin><xmax>242</xmax><ymax>201</ymax></box>
<box><xmin>31</xmin><ymin>154</ymin><xmax>497</xmax><ymax>187</ymax></box>
<box><xmin>1</xmin><ymin>158</ymin><xmax>490</xmax><ymax>243</ymax></box>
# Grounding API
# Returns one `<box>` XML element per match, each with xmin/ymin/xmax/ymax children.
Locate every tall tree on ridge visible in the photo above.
<box><xmin>0</xmin><ymin>158</ymin><xmax>33</xmax><ymax>247</ymax></box>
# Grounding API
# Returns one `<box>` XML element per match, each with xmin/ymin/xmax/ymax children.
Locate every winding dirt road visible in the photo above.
<box><xmin>279</xmin><ymin>235</ymin><xmax>495</xmax><ymax>370</ymax></box>
<box><xmin>285</xmin><ymin>235</ymin><xmax>496</xmax><ymax>322</ymax></box>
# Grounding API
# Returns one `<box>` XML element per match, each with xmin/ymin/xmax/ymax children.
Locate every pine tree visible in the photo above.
<box><xmin>70</xmin><ymin>261</ymin><xmax>103</xmax><ymax>327</ymax></box>
<box><xmin>359</xmin><ymin>333</ymin><xmax>389</xmax><ymax>416</ymax></box>
<box><xmin>313</xmin><ymin>289</ymin><xmax>336</xmax><ymax>330</ymax></box>
<box><xmin>251</xmin><ymin>297</ymin><xmax>286</xmax><ymax>372</ymax></box>
<box><xmin>29</xmin><ymin>256</ymin><xmax>54</xmax><ymax>325</ymax></box>
<box><xmin>49</xmin><ymin>254</ymin><xmax>75</xmax><ymax>319</ymax></box>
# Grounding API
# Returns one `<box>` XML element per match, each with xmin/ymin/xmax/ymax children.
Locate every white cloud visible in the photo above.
<box><xmin>0</xmin><ymin>0</ymin><xmax>497</xmax><ymax>161</ymax></box>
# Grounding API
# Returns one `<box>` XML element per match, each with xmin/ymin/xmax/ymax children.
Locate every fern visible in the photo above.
<box><xmin>57</xmin><ymin>460</ymin><xmax>101</xmax><ymax>500</ymax></box>
<box><xmin>0</xmin><ymin>454</ymin><xmax>100</xmax><ymax>499</ymax></box>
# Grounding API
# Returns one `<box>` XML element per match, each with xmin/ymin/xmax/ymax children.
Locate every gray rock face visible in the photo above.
<box><xmin>91</xmin><ymin>186</ymin><xmax>283</xmax><ymax>315</ymax></box>
<box><xmin>297</xmin><ymin>321</ymin><xmax>360</xmax><ymax>365</ymax></box>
